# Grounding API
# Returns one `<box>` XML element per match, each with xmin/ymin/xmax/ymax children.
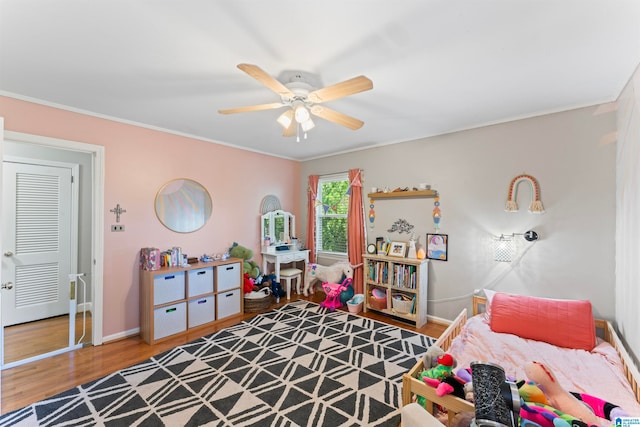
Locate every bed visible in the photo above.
<box><xmin>401</xmin><ymin>293</ymin><xmax>640</xmax><ymax>426</ymax></box>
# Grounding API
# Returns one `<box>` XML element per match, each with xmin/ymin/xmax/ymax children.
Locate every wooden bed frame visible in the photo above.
<box><xmin>401</xmin><ymin>295</ymin><xmax>640</xmax><ymax>426</ymax></box>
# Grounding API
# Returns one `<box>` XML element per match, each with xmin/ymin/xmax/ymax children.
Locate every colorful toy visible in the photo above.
<box><xmin>320</xmin><ymin>278</ymin><xmax>352</xmax><ymax>311</ymax></box>
<box><xmin>518</xmin><ymin>380</ymin><xmax>549</xmax><ymax>405</ymax></box>
<box><xmin>420</xmin><ymin>353</ymin><xmax>455</xmax><ymax>381</ymax></box>
<box><xmin>433</xmin><ymin>375</ymin><xmax>466</xmax><ymax>398</ymax></box>
<box><xmin>339</xmin><ymin>277</ymin><xmax>355</xmax><ymax>304</ymax></box>
<box><xmin>520</xmin><ymin>401</ymin><xmax>575</xmax><ymax>427</ymax></box>
<box><xmin>570</xmin><ymin>392</ymin><xmax>629</xmax><ymax>421</ymax></box>
<box><xmin>303</xmin><ymin>261</ymin><xmax>354</xmax><ymax>296</ymax></box>
<box><xmin>525</xmin><ymin>361</ymin><xmax>602</xmax><ymax>425</ymax></box>
<box><xmin>243</xmin><ymin>272</ymin><xmax>255</xmax><ymax>294</ymax></box>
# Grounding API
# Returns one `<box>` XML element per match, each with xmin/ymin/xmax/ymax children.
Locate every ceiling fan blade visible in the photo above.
<box><xmin>310</xmin><ymin>105</ymin><xmax>364</xmax><ymax>130</ymax></box>
<box><xmin>218</xmin><ymin>102</ymin><xmax>285</xmax><ymax>114</ymax></box>
<box><xmin>237</xmin><ymin>64</ymin><xmax>294</xmax><ymax>99</ymax></box>
<box><xmin>307</xmin><ymin>75</ymin><xmax>373</xmax><ymax>103</ymax></box>
<box><xmin>283</xmin><ymin>120</ymin><xmax>296</xmax><ymax>137</ymax></box>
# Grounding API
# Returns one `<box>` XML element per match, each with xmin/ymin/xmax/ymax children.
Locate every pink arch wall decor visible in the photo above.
<box><xmin>505</xmin><ymin>174</ymin><xmax>545</xmax><ymax>213</ymax></box>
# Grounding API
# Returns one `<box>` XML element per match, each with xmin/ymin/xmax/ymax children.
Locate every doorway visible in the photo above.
<box><xmin>0</xmin><ymin>130</ymin><xmax>104</xmax><ymax>370</ymax></box>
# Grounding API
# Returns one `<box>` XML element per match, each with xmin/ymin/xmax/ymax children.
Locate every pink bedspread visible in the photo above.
<box><xmin>448</xmin><ymin>315</ymin><xmax>640</xmax><ymax>416</ymax></box>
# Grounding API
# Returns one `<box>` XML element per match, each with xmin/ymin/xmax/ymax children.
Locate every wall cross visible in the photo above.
<box><xmin>110</xmin><ymin>204</ymin><xmax>126</xmax><ymax>223</ymax></box>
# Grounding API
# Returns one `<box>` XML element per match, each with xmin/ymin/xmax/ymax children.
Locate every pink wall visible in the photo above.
<box><xmin>0</xmin><ymin>96</ymin><xmax>301</xmax><ymax>337</ymax></box>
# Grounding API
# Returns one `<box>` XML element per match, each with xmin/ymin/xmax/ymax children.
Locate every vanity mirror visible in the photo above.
<box><xmin>155</xmin><ymin>179</ymin><xmax>212</xmax><ymax>233</ymax></box>
<box><xmin>261</xmin><ymin>210</ymin><xmax>295</xmax><ymax>248</ymax></box>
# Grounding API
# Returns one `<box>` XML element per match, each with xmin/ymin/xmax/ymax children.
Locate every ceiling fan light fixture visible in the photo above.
<box><xmin>301</xmin><ymin>117</ymin><xmax>315</xmax><ymax>132</ymax></box>
<box><xmin>276</xmin><ymin>109</ymin><xmax>294</xmax><ymax>129</ymax></box>
<box><xmin>294</xmin><ymin>104</ymin><xmax>310</xmax><ymax>123</ymax></box>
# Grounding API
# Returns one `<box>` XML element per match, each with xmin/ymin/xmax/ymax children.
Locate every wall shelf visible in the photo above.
<box><xmin>368</xmin><ymin>189</ymin><xmax>438</xmax><ymax>199</ymax></box>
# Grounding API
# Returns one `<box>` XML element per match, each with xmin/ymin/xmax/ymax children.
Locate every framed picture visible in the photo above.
<box><xmin>427</xmin><ymin>233</ymin><xmax>448</xmax><ymax>261</ymax></box>
<box><xmin>376</xmin><ymin>237</ymin><xmax>385</xmax><ymax>254</ymax></box>
<box><xmin>388</xmin><ymin>241</ymin><xmax>407</xmax><ymax>258</ymax></box>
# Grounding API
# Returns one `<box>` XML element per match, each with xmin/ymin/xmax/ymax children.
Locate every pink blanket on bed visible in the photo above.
<box><xmin>448</xmin><ymin>315</ymin><xmax>640</xmax><ymax>416</ymax></box>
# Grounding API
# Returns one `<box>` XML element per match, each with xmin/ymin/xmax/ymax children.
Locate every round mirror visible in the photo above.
<box><xmin>155</xmin><ymin>179</ymin><xmax>212</xmax><ymax>233</ymax></box>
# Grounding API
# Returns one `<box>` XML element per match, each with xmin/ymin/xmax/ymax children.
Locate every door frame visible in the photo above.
<box><xmin>0</xmin><ymin>130</ymin><xmax>105</xmax><ymax>365</ymax></box>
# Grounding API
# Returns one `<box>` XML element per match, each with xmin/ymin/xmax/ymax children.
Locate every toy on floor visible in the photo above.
<box><xmin>320</xmin><ymin>278</ymin><xmax>352</xmax><ymax>310</ymax></box>
<box><xmin>304</xmin><ymin>261</ymin><xmax>354</xmax><ymax>296</ymax></box>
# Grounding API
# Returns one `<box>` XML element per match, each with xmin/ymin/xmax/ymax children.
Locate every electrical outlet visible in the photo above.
<box><xmin>111</xmin><ymin>224</ymin><xmax>125</xmax><ymax>232</ymax></box>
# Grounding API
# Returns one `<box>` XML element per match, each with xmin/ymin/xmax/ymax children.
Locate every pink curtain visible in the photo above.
<box><xmin>347</xmin><ymin>169</ymin><xmax>365</xmax><ymax>294</ymax></box>
<box><xmin>306</xmin><ymin>175</ymin><xmax>319</xmax><ymax>263</ymax></box>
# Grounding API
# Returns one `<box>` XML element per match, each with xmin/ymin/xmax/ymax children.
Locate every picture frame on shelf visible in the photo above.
<box><xmin>387</xmin><ymin>241</ymin><xmax>407</xmax><ymax>258</ymax></box>
<box><xmin>376</xmin><ymin>237</ymin><xmax>386</xmax><ymax>255</ymax></box>
<box><xmin>427</xmin><ymin>233</ymin><xmax>448</xmax><ymax>261</ymax></box>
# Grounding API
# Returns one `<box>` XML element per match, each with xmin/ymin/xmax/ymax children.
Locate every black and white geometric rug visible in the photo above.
<box><xmin>0</xmin><ymin>301</ymin><xmax>435</xmax><ymax>427</ymax></box>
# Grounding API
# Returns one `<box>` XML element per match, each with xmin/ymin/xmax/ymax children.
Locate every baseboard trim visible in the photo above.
<box><xmin>426</xmin><ymin>314</ymin><xmax>452</xmax><ymax>327</ymax></box>
<box><xmin>103</xmin><ymin>327</ymin><xmax>140</xmax><ymax>343</ymax></box>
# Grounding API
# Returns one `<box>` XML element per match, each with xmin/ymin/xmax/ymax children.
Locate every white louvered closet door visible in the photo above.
<box><xmin>2</xmin><ymin>162</ymin><xmax>72</xmax><ymax>326</ymax></box>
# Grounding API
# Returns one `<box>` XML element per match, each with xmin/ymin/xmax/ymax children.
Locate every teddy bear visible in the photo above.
<box><xmin>229</xmin><ymin>242</ymin><xmax>260</xmax><ymax>278</ymax></box>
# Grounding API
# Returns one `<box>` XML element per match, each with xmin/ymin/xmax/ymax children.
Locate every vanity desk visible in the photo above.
<box><xmin>261</xmin><ymin>247</ymin><xmax>309</xmax><ymax>281</ymax></box>
<box><xmin>260</xmin><ymin>209</ymin><xmax>309</xmax><ymax>280</ymax></box>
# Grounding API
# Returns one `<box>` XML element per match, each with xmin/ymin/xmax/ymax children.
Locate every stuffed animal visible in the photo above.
<box><xmin>569</xmin><ymin>392</ymin><xmax>629</xmax><ymax>421</ymax></box>
<box><xmin>421</xmin><ymin>345</ymin><xmax>446</xmax><ymax>370</ymax></box>
<box><xmin>519</xmin><ymin>401</ymin><xmax>593</xmax><ymax>427</ymax></box>
<box><xmin>229</xmin><ymin>242</ymin><xmax>260</xmax><ymax>278</ymax></box>
<box><xmin>243</xmin><ymin>272</ymin><xmax>255</xmax><ymax>294</ymax></box>
<box><xmin>463</xmin><ymin>382</ymin><xmax>474</xmax><ymax>403</ymax></box>
<box><xmin>303</xmin><ymin>261</ymin><xmax>354</xmax><ymax>296</ymax></box>
<box><xmin>434</xmin><ymin>375</ymin><xmax>466</xmax><ymax>399</ymax></box>
<box><xmin>518</xmin><ymin>379</ymin><xmax>549</xmax><ymax>405</ymax></box>
<box><xmin>524</xmin><ymin>361</ymin><xmax>602</xmax><ymax>426</ymax></box>
<box><xmin>420</xmin><ymin>353</ymin><xmax>456</xmax><ymax>381</ymax></box>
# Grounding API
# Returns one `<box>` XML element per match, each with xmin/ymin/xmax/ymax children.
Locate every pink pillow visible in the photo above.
<box><xmin>482</xmin><ymin>289</ymin><xmax>496</xmax><ymax>321</ymax></box>
<box><xmin>489</xmin><ymin>292</ymin><xmax>596</xmax><ymax>351</ymax></box>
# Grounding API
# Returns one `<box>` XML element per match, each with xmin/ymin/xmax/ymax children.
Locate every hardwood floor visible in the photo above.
<box><xmin>1</xmin><ymin>293</ymin><xmax>447</xmax><ymax>415</ymax></box>
<box><xmin>4</xmin><ymin>313</ymin><xmax>92</xmax><ymax>364</ymax></box>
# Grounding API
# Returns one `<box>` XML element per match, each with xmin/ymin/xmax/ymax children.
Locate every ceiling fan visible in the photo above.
<box><xmin>218</xmin><ymin>64</ymin><xmax>373</xmax><ymax>140</ymax></box>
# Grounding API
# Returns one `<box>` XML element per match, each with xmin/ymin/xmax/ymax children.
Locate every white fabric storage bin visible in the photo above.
<box><xmin>153</xmin><ymin>302</ymin><xmax>186</xmax><ymax>340</ymax></box>
<box><xmin>216</xmin><ymin>262</ymin><xmax>241</xmax><ymax>292</ymax></box>
<box><xmin>188</xmin><ymin>296</ymin><xmax>215</xmax><ymax>327</ymax></box>
<box><xmin>217</xmin><ymin>289</ymin><xmax>241</xmax><ymax>319</ymax></box>
<box><xmin>153</xmin><ymin>271</ymin><xmax>185</xmax><ymax>305</ymax></box>
<box><xmin>188</xmin><ymin>267</ymin><xmax>214</xmax><ymax>297</ymax></box>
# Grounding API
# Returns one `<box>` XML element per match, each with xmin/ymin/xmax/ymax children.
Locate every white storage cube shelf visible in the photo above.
<box><xmin>217</xmin><ymin>289</ymin><xmax>240</xmax><ymax>319</ymax></box>
<box><xmin>188</xmin><ymin>297</ymin><xmax>215</xmax><ymax>328</ymax></box>
<box><xmin>188</xmin><ymin>267</ymin><xmax>214</xmax><ymax>297</ymax></box>
<box><xmin>140</xmin><ymin>259</ymin><xmax>243</xmax><ymax>344</ymax></box>
<box><xmin>217</xmin><ymin>262</ymin><xmax>241</xmax><ymax>292</ymax></box>
<box><xmin>154</xmin><ymin>302</ymin><xmax>186</xmax><ymax>340</ymax></box>
<box><xmin>154</xmin><ymin>271</ymin><xmax>185</xmax><ymax>305</ymax></box>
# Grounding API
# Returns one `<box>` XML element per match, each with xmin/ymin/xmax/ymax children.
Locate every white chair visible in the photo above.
<box><xmin>279</xmin><ymin>268</ymin><xmax>302</xmax><ymax>300</ymax></box>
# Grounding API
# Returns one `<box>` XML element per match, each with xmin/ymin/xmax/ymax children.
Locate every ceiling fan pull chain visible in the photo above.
<box><xmin>296</xmin><ymin>123</ymin><xmax>301</xmax><ymax>142</ymax></box>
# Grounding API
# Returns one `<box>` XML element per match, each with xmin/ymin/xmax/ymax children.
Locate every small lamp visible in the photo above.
<box><xmin>494</xmin><ymin>234</ymin><xmax>515</xmax><ymax>262</ymax></box>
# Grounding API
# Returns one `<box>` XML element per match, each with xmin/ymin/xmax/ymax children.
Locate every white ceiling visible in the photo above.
<box><xmin>1</xmin><ymin>1</ymin><xmax>639</xmax><ymax>160</ymax></box>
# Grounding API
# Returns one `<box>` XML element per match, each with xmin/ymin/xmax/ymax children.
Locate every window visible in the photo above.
<box><xmin>315</xmin><ymin>173</ymin><xmax>349</xmax><ymax>255</ymax></box>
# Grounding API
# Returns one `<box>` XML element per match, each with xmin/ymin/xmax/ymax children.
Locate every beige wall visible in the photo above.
<box><xmin>300</xmin><ymin>106</ymin><xmax>616</xmax><ymax>322</ymax></box>
<box><xmin>615</xmin><ymin>64</ymin><xmax>640</xmax><ymax>367</ymax></box>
